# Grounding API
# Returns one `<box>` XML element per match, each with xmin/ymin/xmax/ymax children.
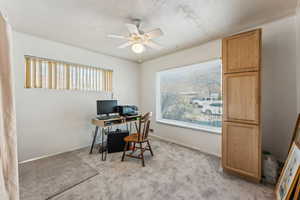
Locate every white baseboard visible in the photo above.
<box><xmin>18</xmin><ymin>145</ymin><xmax>91</xmax><ymax>164</ymax></box>
<box><xmin>19</xmin><ymin>135</ymin><xmax>221</xmax><ymax>164</ymax></box>
<box><xmin>150</xmin><ymin>134</ymin><xmax>221</xmax><ymax>158</ymax></box>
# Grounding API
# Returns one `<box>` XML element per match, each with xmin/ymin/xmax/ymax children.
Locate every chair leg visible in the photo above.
<box><xmin>132</xmin><ymin>142</ymin><xmax>136</xmax><ymax>152</ymax></box>
<box><xmin>139</xmin><ymin>142</ymin><xmax>145</xmax><ymax>167</ymax></box>
<box><xmin>147</xmin><ymin>141</ymin><xmax>154</xmax><ymax>156</ymax></box>
<box><xmin>121</xmin><ymin>142</ymin><xmax>128</xmax><ymax>162</ymax></box>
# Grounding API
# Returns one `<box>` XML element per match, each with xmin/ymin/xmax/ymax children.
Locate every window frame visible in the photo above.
<box><xmin>155</xmin><ymin>58</ymin><xmax>222</xmax><ymax>134</ymax></box>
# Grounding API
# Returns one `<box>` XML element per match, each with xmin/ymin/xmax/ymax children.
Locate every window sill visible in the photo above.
<box><xmin>156</xmin><ymin>119</ymin><xmax>221</xmax><ymax>135</ymax></box>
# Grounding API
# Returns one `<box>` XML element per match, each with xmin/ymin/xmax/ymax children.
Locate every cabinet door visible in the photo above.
<box><xmin>223</xmin><ymin>72</ymin><xmax>260</xmax><ymax>124</ymax></box>
<box><xmin>222</xmin><ymin>122</ymin><xmax>261</xmax><ymax>180</ymax></box>
<box><xmin>222</xmin><ymin>29</ymin><xmax>261</xmax><ymax>73</ymax></box>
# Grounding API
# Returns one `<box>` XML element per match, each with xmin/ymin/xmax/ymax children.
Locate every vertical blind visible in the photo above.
<box><xmin>25</xmin><ymin>56</ymin><xmax>113</xmax><ymax>92</ymax></box>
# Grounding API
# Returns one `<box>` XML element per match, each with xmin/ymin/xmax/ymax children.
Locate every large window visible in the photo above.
<box><xmin>25</xmin><ymin>56</ymin><xmax>113</xmax><ymax>92</ymax></box>
<box><xmin>156</xmin><ymin>59</ymin><xmax>222</xmax><ymax>133</ymax></box>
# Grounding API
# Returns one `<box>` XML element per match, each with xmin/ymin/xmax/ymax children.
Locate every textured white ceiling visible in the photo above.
<box><xmin>0</xmin><ymin>0</ymin><xmax>297</xmax><ymax>62</ymax></box>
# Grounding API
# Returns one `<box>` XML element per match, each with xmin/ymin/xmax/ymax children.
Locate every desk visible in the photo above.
<box><xmin>90</xmin><ymin>115</ymin><xmax>141</xmax><ymax>161</ymax></box>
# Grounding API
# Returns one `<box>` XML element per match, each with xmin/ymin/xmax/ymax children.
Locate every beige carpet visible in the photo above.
<box><xmin>20</xmin><ymin>139</ymin><xmax>274</xmax><ymax>200</ymax></box>
<box><xmin>19</xmin><ymin>152</ymin><xmax>98</xmax><ymax>200</ymax></box>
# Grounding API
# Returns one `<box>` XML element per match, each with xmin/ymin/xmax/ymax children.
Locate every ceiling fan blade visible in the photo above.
<box><xmin>145</xmin><ymin>28</ymin><xmax>163</xmax><ymax>39</ymax></box>
<box><xmin>125</xmin><ymin>23</ymin><xmax>140</xmax><ymax>35</ymax></box>
<box><xmin>107</xmin><ymin>34</ymin><xmax>127</xmax><ymax>39</ymax></box>
<box><xmin>145</xmin><ymin>40</ymin><xmax>163</xmax><ymax>50</ymax></box>
<box><xmin>118</xmin><ymin>41</ymin><xmax>133</xmax><ymax>49</ymax></box>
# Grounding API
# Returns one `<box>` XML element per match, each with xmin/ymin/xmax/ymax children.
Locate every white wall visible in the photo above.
<box><xmin>140</xmin><ymin>16</ymin><xmax>298</xmax><ymax>161</ymax></box>
<box><xmin>141</xmin><ymin>40</ymin><xmax>222</xmax><ymax>157</ymax></box>
<box><xmin>260</xmin><ymin>16</ymin><xmax>297</xmax><ymax>161</ymax></box>
<box><xmin>12</xmin><ymin>32</ymin><xmax>140</xmax><ymax>162</ymax></box>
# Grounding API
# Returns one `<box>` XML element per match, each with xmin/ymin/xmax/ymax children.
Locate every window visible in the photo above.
<box><xmin>25</xmin><ymin>56</ymin><xmax>113</xmax><ymax>92</ymax></box>
<box><xmin>156</xmin><ymin>59</ymin><xmax>222</xmax><ymax>133</ymax></box>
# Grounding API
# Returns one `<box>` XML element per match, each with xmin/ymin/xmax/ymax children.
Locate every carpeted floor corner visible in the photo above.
<box><xmin>19</xmin><ymin>139</ymin><xmax>275</xmax><ymax>200</ymax></box>
<box><xmin>19</xmin><ymin>152</ymin><xmax>99</xmax><ymax>200</ymax></box>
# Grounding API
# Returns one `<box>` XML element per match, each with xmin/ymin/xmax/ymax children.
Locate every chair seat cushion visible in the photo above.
<box><xmin>124</xmin><ymin>134</ymin><xmax>148</xmax><ymax>142</ymax></box>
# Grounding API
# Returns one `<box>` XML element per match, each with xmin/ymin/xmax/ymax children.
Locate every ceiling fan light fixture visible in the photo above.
<box><xmin>131</xmin><ymin>43</ymin><xmax>145</xmax><ymax>54</ymax></box>
<box><xmin>110</xmin><ymin>20</ymin><xmax>163</xmax><ymax>53</ymax></box>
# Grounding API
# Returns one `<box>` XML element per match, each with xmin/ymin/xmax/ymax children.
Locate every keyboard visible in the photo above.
<box><xmin>97</xmin><ymin>115</ymin><xmax>119</xmax><ymax>120</ymax></box>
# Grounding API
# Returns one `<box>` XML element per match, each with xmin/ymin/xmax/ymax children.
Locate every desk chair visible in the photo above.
<box><xmin>121</xmin><ymin>112</ymin><xmax>153</xmax><ymax>167</ymax></box>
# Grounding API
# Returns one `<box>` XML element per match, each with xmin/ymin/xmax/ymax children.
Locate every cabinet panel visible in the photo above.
<box><xmin>223</xmin><ymin>29</ymin><xmax>261</xmax><ymax>73</ymax></box>
<box><xmin>223</xmin><ymin>72</ymin><xmax>260</xmax><ymax>124</ymax></box>
<box><xmin>222</xmin><ymin>122</ymin><xmax>260</xmax><ymax>180</ymax></box>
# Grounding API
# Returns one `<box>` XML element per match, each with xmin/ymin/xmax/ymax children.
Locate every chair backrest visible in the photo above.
<box><xmin>137</xmin><ymin>112</ymin><xmax>152</xmax><ymax>141</ymax></box>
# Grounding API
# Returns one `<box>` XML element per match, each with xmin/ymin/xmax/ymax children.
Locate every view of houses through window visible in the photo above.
<box><xmin>157</xmin><ymin>59</ymin><xmax>222</xmax><ymax>133</ymax></box>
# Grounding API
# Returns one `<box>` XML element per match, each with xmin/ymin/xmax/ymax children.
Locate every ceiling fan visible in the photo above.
<box><xmin>108</xmin><ymin>19</ymin><xmax>164</xmax><ymax>54</ymax></box>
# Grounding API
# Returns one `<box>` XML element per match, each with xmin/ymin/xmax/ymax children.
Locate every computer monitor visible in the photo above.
<box><xmin>97</xmin><ymin>100</ymin><xmax>118</xmax><ymax>115</ymax></box>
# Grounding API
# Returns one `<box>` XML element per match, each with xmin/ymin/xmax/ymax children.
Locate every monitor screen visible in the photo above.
<box><xmin>97</xmin><ymin>100</ymin><xmax>118</xmax><ymax>115</ymax></box>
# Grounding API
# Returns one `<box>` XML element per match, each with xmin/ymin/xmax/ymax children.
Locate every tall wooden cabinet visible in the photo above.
<box><xmin>222</xmin><ymin>29</ymin><xmax>262</xmax><ymax>182</ymax></box>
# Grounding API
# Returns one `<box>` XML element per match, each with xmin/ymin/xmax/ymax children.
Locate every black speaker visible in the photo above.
<box><xmin>107</xmin><ymin>129</ymin><xmax>129</xmax><ymax>153</ymax></box>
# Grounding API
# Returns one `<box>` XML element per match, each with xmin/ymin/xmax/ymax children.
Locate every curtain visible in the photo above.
<box><xmin>0</xmin><ymin>11</ymin><xmax>19</xmax><ymax>200</ymax></box>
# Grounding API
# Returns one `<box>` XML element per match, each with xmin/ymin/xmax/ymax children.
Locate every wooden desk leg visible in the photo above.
<box><xmin>135</xmin><ymin>122</ymin><xmax>139</xmax><ymax>132</ymax></box>
<box><xmin>89</xmin><ymin>126</ymin><xmax>99</xmax><ymax>154</ymax></box>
